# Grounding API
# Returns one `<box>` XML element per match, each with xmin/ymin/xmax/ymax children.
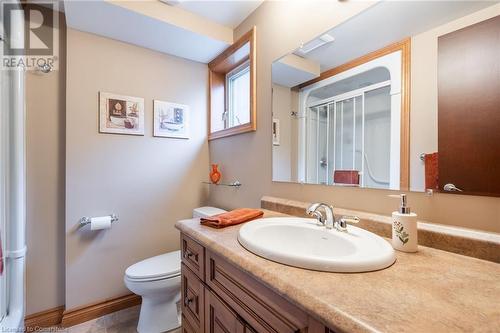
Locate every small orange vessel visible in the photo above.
<box><xmin>209</xmin><ymin>164</ymin><xmax>221</xmax><ymax>184</ymax></box>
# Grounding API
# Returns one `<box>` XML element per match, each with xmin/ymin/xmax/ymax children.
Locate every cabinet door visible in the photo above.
<box><xmin>182</xmin><ymin>263</ymin><xmax>205</xmax><ymax>333</ymax></box>
<box><xmin>181</xmin><ymin>315</ymin><xmax>197</xmax><ymax>333</ymax></box>
<box><xmin>205</xmin><ymin>289</ymin><xmax>245</xmax><ymax>333</ymax></box>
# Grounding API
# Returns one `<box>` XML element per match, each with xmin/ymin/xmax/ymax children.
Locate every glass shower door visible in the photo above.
<box><xmin>317</xmin><ymin>105</ymin><xmax>328</xmax><ymax>184</ymax></box>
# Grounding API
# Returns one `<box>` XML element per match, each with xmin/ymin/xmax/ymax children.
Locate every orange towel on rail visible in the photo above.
<box><xmin>333</xmin><ymin>170</ymin><xmax>360</xmax><ymax>185</ymax></box>
<box><xmin>424</xmin><ymin>152</ymin><xmax>439</xmax><ymax>190</ymax></box>
<box><xmin>200</xmin><ymin>208</ymin><xmax>264</xmax><ymax>228</ymax></box>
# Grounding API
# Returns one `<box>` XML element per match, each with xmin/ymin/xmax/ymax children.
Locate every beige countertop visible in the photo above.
<box><xmin>175</xmin><ymin>210</ymin><xmax>500</xmax><ymax>333</ymax></box>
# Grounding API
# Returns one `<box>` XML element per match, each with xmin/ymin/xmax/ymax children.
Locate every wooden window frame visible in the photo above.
<box><xmin>208</xmin><ymin>27</ymin><xmax>257</xmax><ymax>140</ymax></box>
<box><xmin>295</xmin><ymin>38</ymin><xmax>411</xmax><ymax>190</ymax></box>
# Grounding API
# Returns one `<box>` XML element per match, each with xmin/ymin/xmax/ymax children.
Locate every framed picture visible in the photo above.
<box><xmin>272</xmin><ymin>118</ymin><xmax>280</xmax><ymax>145</ymax></box>
<box><xmin>153</xmin><ymin>100</ymin><xmax>190</xmax><ymax>139</ymax></box>
<box><xmin>99</xmin><ymin>92</ymin><xmax>144</xmax><ymax>135</ymax></box>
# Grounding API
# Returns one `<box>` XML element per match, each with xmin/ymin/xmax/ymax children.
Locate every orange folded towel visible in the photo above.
<box><xmin>200</xmin><ymin>208</ymin><xmax>264</xmax><ymax>228</ymax></box>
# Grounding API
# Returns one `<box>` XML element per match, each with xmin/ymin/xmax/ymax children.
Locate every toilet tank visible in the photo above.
<box><xmin>193</xmin><ymin>206</ymin><xmax>227</xmax><ymax>218</ymax></box>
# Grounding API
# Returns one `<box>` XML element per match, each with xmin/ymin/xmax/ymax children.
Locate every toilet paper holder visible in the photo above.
<box><xmin>79</xmin><ymin>214</ymin><xmax>119</xmax><ymax>227</ymax></box>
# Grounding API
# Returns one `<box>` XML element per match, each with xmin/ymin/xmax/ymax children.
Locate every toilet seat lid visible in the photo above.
<box><xmin>125</xmin><ymin>250</ymin><xmax>181</xmax><ymax>281</ymax></box>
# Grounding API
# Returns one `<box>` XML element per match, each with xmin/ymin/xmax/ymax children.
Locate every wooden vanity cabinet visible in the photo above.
<box><xmin>180</xmin><ymin>234</ymin><xmax>333</xmax><ymax>333</ymax></box>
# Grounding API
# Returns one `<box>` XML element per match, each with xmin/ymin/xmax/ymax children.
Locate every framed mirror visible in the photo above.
<box><xmin>209</xmin><ymin>27</ymin><xmax>256</xmax><ymax>140</ymax></box>
<box><xmin>271</xmin><ymin>1</ymin><xmax>500</xmax><ymax>196</ymax></box>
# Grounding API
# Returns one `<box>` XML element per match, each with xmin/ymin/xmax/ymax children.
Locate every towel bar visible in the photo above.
<box><xmin>202</xmin><ymin>181</ymin><xmax>241</xmax><ymax>187</ymax></box>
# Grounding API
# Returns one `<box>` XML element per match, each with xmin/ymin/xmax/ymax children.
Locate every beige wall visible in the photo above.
<box><xmin>208</xmin><ymin>1</ymin><xmax>500</xmax><ymax>233</ymax></box>
<box><xmin>272</xmin><ymin>84</ymin><xmax>299</xmax><ymax>182</ymax></box>
<box><xmin>26</xmin><ymin>10</ymin><xmax>66</xmax><ymax>315</ymax></box>
<box><xmin>410</xmin><ymin>3</ymin><xmax>500</xmax><ymax>191</ymax></box>
<box><xmin>272</xmin><ymin>84</ymin><xmax>292</xmax><ymax>181</ymax></box>
<box><xmin>65</xmin><ymin>29</ymin><xmax>209</xmax><ymax>309</ymax></box>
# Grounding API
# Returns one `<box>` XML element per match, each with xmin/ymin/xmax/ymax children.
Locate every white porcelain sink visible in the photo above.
<box><xmin>238</xmin><ymin>217</ymin><xmax>395</xmax><ymax>273</ymax></box>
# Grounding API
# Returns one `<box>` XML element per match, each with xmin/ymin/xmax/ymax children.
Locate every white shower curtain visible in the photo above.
<box><xmin>0</xmin><ymin>1</ymin><xmax>26</xmax><ymax>329</ymax></box>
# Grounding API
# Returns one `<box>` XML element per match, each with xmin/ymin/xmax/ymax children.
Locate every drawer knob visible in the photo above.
<box><xmin>184</xmin><ymin>296</ymin><xmax>194</xmax><ymax>306</ymax></box>
<box><xmin>184</xmin><ymin>250</ymin><xmax>195</xmax><ymax>259</ymax></box>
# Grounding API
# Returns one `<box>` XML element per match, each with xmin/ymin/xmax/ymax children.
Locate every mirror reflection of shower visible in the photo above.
<box><xmin>305</xmin><ymin>83</ymin><xmax>391</xmax><ymax>189</ymax></box>
<box><xmin>297</xmin><ymin>51</ymin><xmax>403</xmax><ymax>190</ymax></box>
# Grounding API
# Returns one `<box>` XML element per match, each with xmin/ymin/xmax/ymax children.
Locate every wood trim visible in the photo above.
<box><xmin>297</xmin><ymin>39</ymin><xmax>409</xmax><ymax>89</ymax></box>
<box><xmin>208</xmin><ymin>122</ymin><xmax>256</xmax><ymax>140</ymax></box>
<box><xmin>208</xmin><ymin>27</ymin><xmax>257</xmax><ymax>141</ymax></box>
<box><xmin>25</xmin><ymin>306</ymin><xmax>65</xmax><ymax>330</ymax></box>
<box><xmin>296</xmin><ymin>38</ymin><xmax>411</xmax><ymax>190</ymax></box>
<box><xmin>209</xmin><ymin>28</ymin><xmax>254</xmax><ymax>71</ymax></box>
<box><xmin>60</xmin><ymin>294</ymin><xmax>141</xmax><ymax>328</ymax></box>
<box><xmin>399</xmin><ymin>39</ymin><xmax>411</xmax><ymax>190</ymax></box>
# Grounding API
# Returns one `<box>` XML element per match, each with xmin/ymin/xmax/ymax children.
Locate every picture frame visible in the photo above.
<box><xmin>99</xmin><ymin>92</ymin><xmax>145</xmax><ymax>135</ymax></box>
<box><xmin>153</xmin><ymin>100</ymin><xmax>190</xmax><ymax>139</ymax></box>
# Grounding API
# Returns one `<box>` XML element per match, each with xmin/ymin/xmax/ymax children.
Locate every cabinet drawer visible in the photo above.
<box><xmin>181</xmin><ymin>263</ymin><xmax>205</xmax><ymax>333</ymax></box>
<box><xmin>205</xmin><ymin>250</ymin><xmax>308</xmax><ymax>333</ymax></box>
<box><xmin>205</xmin><ymin>289</ymin><xmax>246</xmax><ymax>333</ymax></box>
<box><xmin>181</xmin><ymin>234</ymin><xmax>205</xmax><ymax>280</ymax></box>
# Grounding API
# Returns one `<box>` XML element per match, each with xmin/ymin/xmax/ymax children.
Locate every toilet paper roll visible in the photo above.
<box><xmin>90</xmin><ymin>216</ymin><xmax>112</xmax><ymax>231</ymax></box>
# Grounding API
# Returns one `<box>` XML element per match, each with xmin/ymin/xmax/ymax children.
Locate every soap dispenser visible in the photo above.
<box><xmin>391</xmin><ymin>194</ymin><xmax>418</xmax><ymax>252</ymax></box>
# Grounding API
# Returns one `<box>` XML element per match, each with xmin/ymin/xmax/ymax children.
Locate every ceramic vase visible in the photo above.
<box><xmin>210</xmin><ymin>164</ymin><xmax>221</xmax><ymax>184</ymax></box>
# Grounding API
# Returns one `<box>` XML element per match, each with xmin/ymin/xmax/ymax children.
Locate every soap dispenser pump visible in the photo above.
<box><xmin>391</xmin><ymin>194</ymin><xmax>418</xmax><ymax>252</ymax></box>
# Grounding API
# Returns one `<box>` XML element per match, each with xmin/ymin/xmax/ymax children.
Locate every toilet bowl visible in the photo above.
<box><xmin>124</xmin><ymin>251</ymin><xmax>181</xmax><ymax>333</ymax></box>
<box><xmin>125</xmin><ymin>207</ymin><xmax>226</xmax><ymax>333</ymax></box>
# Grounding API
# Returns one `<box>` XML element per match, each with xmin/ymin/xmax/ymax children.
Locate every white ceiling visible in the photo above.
<box><xmin>64</xmin><ymin>1</ymin><xmax>264</xmax><ymax>64</ymax></box>
<box><xmin>172</xmin><ymin>0</ymin><xmax>264</xmax><ymax>28</ymax></box>
<box><xmin>65</xmin><ymin>1</ymin><xmax>232</xmax><ymax>63</ymax></box>
<box><xmin>272</xmin><ymin>61</ymin><xmax>318</xmax><ymax>88</ymax></box>
<box><xmin>273</xmin><ymin>1</ymin><xmax>497</xmax><ymax>86</ymax></box>
<box><xmin>296</xmin><ymin>1</ymin><xmax>497</xmax><ymax>72</ymax></box>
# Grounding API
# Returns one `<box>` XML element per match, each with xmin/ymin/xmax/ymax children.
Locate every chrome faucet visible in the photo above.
<box><xmin>306</xmin><ymin>203</ymin><xmax>360</xmax><ymax>232</ymax></box>
<box><xmin>306</xmin><ymin>203</ymin><xmax>335</xmax><ymax>229</ymax></box>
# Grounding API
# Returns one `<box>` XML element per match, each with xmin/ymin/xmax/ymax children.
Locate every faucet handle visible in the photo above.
<box><xmin>337</xmin><ymin>216</ymin><xmax>360</xmax><ymax>231</ymax></box>
<box><xmin>309</xmin><ymin>211</ymin><xmax>325</xmax><ymax>225</ymax></box>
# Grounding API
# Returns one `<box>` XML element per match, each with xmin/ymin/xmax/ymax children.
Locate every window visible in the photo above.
<box><xmin>225</xmin><ymin>61</ymin><xmax>250</xmax><ymax>128</ymax></box>
<box><xmin>208</xmin><ymin>27</ymin><xmax>256</xmax><ymax>140</ymax></box>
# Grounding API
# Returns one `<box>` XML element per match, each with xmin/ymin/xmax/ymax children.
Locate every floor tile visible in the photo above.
<box><xmin>56</xmin><ymin>305</ymin><xmax>181</xmax><ymax>333</ymax></box>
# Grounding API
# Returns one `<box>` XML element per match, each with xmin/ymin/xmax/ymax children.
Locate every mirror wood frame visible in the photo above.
<box><xmin>208</xmin><ymin>27</ymin><xmax>257</xmax><ymax>141</ymax></box>
<box><xmin>292</xmin><ymin>38</ymin><xmax>411</xmax><ymax>190</ymax></box>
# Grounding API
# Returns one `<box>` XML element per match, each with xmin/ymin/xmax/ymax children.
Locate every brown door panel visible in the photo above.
<box><xmin>438</xmin><ymin>15</ymin><xmax>500</xmax><ymax>196</ymax></box>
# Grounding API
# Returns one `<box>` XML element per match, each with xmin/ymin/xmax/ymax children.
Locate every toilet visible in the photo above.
<box><xmin>124</xmin><ymin>206</ymin><xmax>226</xmax><ymax>333</ymax></box>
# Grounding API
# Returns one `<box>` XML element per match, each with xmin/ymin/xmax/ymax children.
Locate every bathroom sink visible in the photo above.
<box><xmin>238</xmin><ymin>217</ymin><xmax>395</xmax><ymax>272</ymax></box>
